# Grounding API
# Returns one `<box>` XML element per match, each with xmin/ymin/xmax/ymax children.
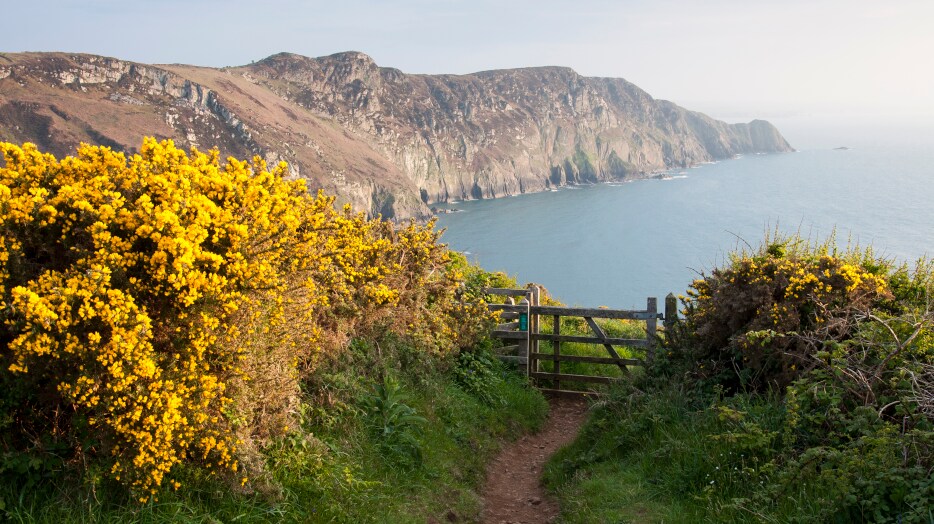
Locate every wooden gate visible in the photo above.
<box><xmin>486</xmin><ymin>287</ymin><xmax>677</xmax><ymax>394</ymax></box>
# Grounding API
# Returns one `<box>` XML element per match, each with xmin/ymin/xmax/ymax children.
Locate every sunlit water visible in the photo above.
<box><xmin>435</xmin><ymin>135</ymin><xmax>934</xmax><ymax>308</ymax></box>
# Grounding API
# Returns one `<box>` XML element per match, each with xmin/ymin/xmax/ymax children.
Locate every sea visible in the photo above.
<box><xmin>434</xmin><ymin>116</ymin><xmax>934</xmax><ymax>308</ymax></box>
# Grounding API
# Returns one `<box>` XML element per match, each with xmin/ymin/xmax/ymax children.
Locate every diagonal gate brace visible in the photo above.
<box><xmin>584</xmin><ymin>317</ymin><xmax>629</xmax><ymax>373</ymax></box>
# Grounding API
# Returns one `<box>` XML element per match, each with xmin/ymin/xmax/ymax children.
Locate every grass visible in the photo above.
<box><xmin>539</xmin><ymin>236</ymin><xmax>934</xmax><ymax>523</ymax></box>
<box><xmin>549</xmin><ymin>462</ymin><xmax>688</xmax><ymax>524</ymax></box>
<box><xmin>543</xmin><ymin>383</ymin><xmax>786</xmax><ymax>523</ymax></box>
<box><xmin>542</xmin><ymin>382</ymin><xmax>934</xmax><ymax>523</ymax></box>
<box><xmin>0</xmin><ymin>344</ymin><xmax>549</xmax><ymax>523</ymax></box>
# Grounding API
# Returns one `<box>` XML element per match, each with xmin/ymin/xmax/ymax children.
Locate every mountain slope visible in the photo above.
<box><xmin>0</xmin><ymin>51</ymin><xmax>792</xmax><ymax>219</ymax></box>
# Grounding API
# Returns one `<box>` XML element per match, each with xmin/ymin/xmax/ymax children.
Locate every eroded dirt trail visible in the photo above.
<box><xmin>480</xmin><ymin>396</ymin><xmax>589</xmax><ymax>524</ymax></box>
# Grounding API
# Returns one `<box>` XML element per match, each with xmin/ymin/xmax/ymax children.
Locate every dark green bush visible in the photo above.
<box><xmin>360</xmin><ymin>376</ymin><xmax>427</xmax><ymax>468</ymax></box>
<box><xmin>550</xmin><ymin>235</ymin><xmax>934</xmax><ymax>523</ymax></box>
<box><xmin>452</xmin><ymin>346</ymin><xmax>503</xmax><ymax>406</ymax></box>
<box><xmin>676</xmin><ymin>238</ymin><xmax>893</xmax><ymax>392</ymax></box>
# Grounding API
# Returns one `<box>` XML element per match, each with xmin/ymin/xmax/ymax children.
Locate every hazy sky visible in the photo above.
<box><xmin>4</xmin><ymin>0</ymin><xmax>933</xmax><ymax>124</ymax></box>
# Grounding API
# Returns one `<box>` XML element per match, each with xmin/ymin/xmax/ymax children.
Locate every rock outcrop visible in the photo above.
<box><xmin>0</xmin><ymin>51</ymin><xmax>792</xmax><ymax>219</ymax></box>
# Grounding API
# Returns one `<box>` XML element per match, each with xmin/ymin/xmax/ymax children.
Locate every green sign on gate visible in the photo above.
<box><xmin>519</xmin><ymin>312</ymin><xmax>528</xmax><ymax>331</ymax></box>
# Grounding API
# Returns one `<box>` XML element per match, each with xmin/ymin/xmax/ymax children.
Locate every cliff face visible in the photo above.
<box><xmin>243</xmin><ymin>52</ymin><xmax>793</xmax><ymax>204</ymax></box>
<box><xmin>0</xmin><ymin>52</ymin><xmax>426</xmax><ymax>219</ymax></box>
<box><xmin>0</xmin><ymin>51</ymin><xmax>792</xmax><ymax>219</ymax></box>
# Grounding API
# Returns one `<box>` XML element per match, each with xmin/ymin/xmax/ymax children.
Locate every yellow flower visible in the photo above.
<box><xmin>0</xmin><ymin>137</ymin><xmax>482</xmax><ymax>499</ymax></box>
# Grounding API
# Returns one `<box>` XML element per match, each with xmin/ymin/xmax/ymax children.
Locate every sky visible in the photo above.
<box><xmin>3</xmin><ymin>0</ymin><xmax>933</xmax><ymax>136</ymax></box>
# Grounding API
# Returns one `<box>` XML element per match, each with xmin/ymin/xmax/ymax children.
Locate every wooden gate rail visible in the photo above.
<box><xmin>528</xmin><ymin>354</ymin><xmax>642</xmax><ymax>366</ymax></box>
<box><xmin>530</xmin><ymin>305</ymin><xmax>658</xmax><ymax>321</ymax></box>
<box><xmin>530</xmin><ymin>334</ymin><xmax>646</xmax><ymax>346</ymax></box>
<box><xmin>486</xmin><ymin>289</ymin><xmax>533</xmax><ymax>298</ymax></box>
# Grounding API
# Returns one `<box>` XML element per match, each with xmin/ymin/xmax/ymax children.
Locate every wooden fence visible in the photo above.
<box><xmin>486</xmin><ymin>287</ymin><xmax>677</xmax><ymax>394</ymax></box>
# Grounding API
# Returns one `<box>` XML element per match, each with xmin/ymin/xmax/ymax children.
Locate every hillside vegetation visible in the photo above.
<box><xmin>0</xmin><ymin>138</ymin><xmax>547</xmax><ymax>522</ymax></box>
<box><xmin>546</xmin><ymin>236</ymin><xmax>934</xmax><ymax>522</ymax></box>
<box><xmin>9</xmin><ymin>136</ymin><xmax>931</xmax><ymax>523</ymax></box>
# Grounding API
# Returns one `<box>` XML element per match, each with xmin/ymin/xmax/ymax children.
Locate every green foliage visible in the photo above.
<box><xmin>452</xmin><ymin>346</ymin><xmax>503</xmax><ymax>406</ymax></box>
<box><xmin>0</xmin><ymin>341</ymin><xmax>548</xmax><ymax>523</ymax></box>
<box><xmin>545</xmin><ymin>384</ymin><xmax>780</xmax><ymax>522</ymax></box>
<box><xmin>360</xmin><ymin>376</ymin><xmax>427</xmax><ymax>467</ymax></box>
<box><xmin>675</xmin><ymin>233</ymin><xmax>893</xmax><ymax>392</ymax></box>
<box><xmin>447</xmin><ymin>250</ymin><xmax>518</xmax><ymax>303</ymax></box>
<box><xmin>547</xmin><ymin>381</ymin><xmax>934</xmax><ymax>523</ymax></box>
<box><xmin>753</xmin><ymin>428</ymin><xmax>934</xmax><ymax>523</ymax></box>
<box><xmin>550</xmin><ymin>233</ymin><xmax>934</xmax><ymax>523</ymax></box>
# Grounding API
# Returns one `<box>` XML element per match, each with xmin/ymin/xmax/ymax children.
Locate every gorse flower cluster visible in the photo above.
<box><xmin>645</xmin><ymin>237</ymin><xmax>934</xmax><ymax>521</ymax></box>
<box><xmin>681</xmin><ymin>239</ymin><xmax>892</xmax><ymax>391</ymax></box>
<box><xmin>0</xmin><ymin>138</ymin><xmax>489</xmax><ymax>499</ymax></box>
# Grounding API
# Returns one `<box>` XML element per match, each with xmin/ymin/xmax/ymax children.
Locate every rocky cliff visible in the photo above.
<box><xmin>0</xmin><ymin>51</ymin><xmax>792</xmax><ymax>219</ymax></box>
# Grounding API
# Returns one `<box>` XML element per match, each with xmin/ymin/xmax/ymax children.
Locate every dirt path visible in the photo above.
<box><xmin>479</xmin><ymin>396</ymin><xmax>589</xmax><ymax>524</ymax></box>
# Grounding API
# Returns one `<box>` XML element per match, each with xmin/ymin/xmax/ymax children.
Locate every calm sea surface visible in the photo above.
<box><xmin>435</xmin><ymin>127</ymin><xmax>934</xmax><ymax>308</ymax></box>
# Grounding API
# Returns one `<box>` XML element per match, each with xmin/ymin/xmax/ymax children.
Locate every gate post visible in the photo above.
<box><xmin>646</xmin><ymin>297</ymin><xmax>657</xmax><ymax>362</ymax></box>
<box><xmin>530</xmin><ymin>286</ymin><xmax>540</xmax><ymax>374</ymax></box>
<box><xmin>664</xmin><ymin>292</ymin><xmax>678</xmax><ymax>330</ymax></box>
<box><xmin>519</xmin><ymin>297</ymin><xmax>530</xmax><ymax>376</ymax></box>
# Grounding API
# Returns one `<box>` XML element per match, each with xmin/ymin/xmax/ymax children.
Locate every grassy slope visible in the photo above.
<box><xmin>541</xmin><ymin>241</ymin><xmax>934</xmax><ymax>524</ymax></box>
<box><xmin>543</xmin><ymin>385</ymin><xmax>782</xmax><ymax>523</ymax></box>
<box><xmin>544</xmin><ymin>353</ymin><xmax>934</xmax><ymax>522</ymax></box>
<box><xmin>1</xmin><ymin>350</ymin><xmax>548</xmax><ymax>523</ymax></box>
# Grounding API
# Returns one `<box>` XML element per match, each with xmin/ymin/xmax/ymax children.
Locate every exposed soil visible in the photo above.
<box><xmin>479</xmin><ymin>396</ymin><xmax>589</xmax><ymax>524</ymax></box>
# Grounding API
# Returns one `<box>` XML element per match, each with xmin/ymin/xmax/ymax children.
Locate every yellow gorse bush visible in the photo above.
<box><xmin>0</xmin><ymin>138</ymin><xmax>489</xmax><ymax>499</ymax></box>
<box><xmin>684</xmin><ymin>242</ymin><xmax>891</xmax><ymax>391</ymax></box>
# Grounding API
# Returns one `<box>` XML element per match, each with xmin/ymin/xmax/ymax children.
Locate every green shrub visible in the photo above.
<box><xmin>360</xmin><ymin>376</ymin><xmax>427</xmax><ymax>468</ymax></box>
<box><xmin>677</xmin><ymin>235</ymin><xmax>893</xmax><ymax>392</ymax></box>
<box><xmin>550</xmin><ymin>234</ymin><xmax>934</xmax><ymax>523</ymax></box>
<box><xmin>452</xmin><ymin>346</ymin><xmax>503</xmax><ymax>406</ymax></box>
